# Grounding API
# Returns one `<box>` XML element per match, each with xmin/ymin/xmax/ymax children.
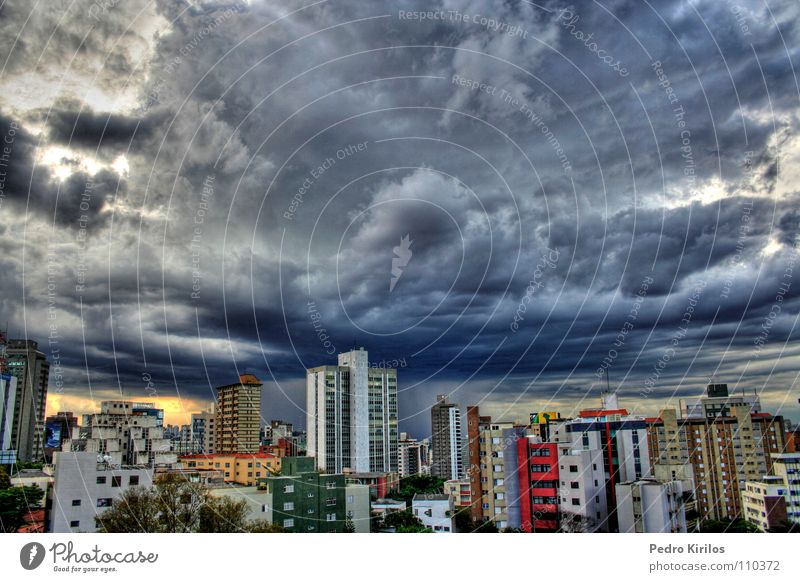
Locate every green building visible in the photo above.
<box><xmin>260</xmin><ymin>457</ymin><xmax>349</xmax><ymax>532</ymax></box>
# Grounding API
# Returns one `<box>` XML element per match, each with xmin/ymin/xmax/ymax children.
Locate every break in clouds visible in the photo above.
<box><xmin>0</xmin><ymin>0</ymin><xmax>798</xmax><ymax>433</ymax></box>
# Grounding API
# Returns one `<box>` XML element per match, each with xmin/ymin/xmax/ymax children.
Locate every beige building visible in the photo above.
<box><xmin>444</xmin><ymin>477</ymin><xmax>472</xmax><ymax>509</ymax></box>
<box><xmin>477</xmin><ymin>421</ymin><xmax>523</xmax><ymax>528</ymax></box>
<box><xmin>742</xmin><ymin>452</ymin><xmax>800</xmax><ymax>531</ymax></box>
<box><xmin>191</xmin><ymin>406</ymin><xmax>216</xmax><ymax>455</ymax></box>
<box><xmin>216</xmin><ymin>375</ymin><xmax>263</xmax><ymax>454</ymax></box>
<box><xmin>179</xmin><ymin>452</ymin><xmax>280</xmax><ymax>486</ymax></box>
<box><xmin>647</xmin><ymin>404</ymin><xmax>785</xmax><ymax>521</ymax></box>
<box><xmin>742</xmin><ymin>476</ymin><xmax>788</xmax><ymax>531</ymax></box>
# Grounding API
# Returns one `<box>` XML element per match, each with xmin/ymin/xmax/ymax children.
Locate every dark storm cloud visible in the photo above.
<box><xmin>46</xmin><ymin>107</ymin><xmax>163</xmax><ymax>148</ymax></box>
<box><xmin>1</xmin><ymin>0</ymin><xmax>799</xmax><ymax>435</ymax></box>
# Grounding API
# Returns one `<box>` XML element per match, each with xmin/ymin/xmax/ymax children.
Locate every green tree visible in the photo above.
<box><xmin>97</xmin><ymin>475</ymin><xmax>287</xmax><ymax>533</ymax></box>
<box><xmin>95</xmin><ymin>486</ymin><xmax>160</xmax><ymax>533</ymax></box>
<box><xmin>382</xmin><ymin>509</ymin><xmax>430</xmax><ymax>533</ymax></box>
<box><xmin>198</xmin><ymin>496</ymin><xmax>249</xmax><ymax>533</ymax></box>
<box><xmin>0</xmin><ymin>485</ymin><xmax>44</xmax><ymax>532</ymax></box>
<box><xmin>247</xmin><ymin>519</ymin><xmax>288</xmax><ymax>533</ymax></box>
<box><xmin>699</xmin><ymin>518</ymin><xmax>760</xmax><ymax>533</ymax></box>
<box><xmin>0</xmin><ymin>467</ymin><xmax>10</xmax><ymax>489</ymax></box>
<box><xmin>396</xmin><ymin>475</ymin><xmax>445</xmax><ymax>504</ymax></box>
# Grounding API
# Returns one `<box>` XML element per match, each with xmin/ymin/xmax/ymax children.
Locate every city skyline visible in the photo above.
<box><xmin>1</xmin><ymin>1</ymin><xmax>799</xmax><ymax>467</ymax></box>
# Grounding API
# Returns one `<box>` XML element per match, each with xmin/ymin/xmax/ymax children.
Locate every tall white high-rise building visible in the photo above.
<box><xmin>306</xmin><ymin>347</ymin><xmax>398</xmax><ymax>473</ymax></box>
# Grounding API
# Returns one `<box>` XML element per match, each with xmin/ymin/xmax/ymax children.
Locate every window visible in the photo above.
<box><xmin>97</xmin><ymin>498</ymin><xmax>113</xmax><ymax>508</ymax></box>
<box><xmin>326</xmin><ymin>498</ymin><xmax>336</xmax><ymax>506</ymax></box>
<box><xmin>571</xmin><ymin>499</ymin><xmax>580</xmax><ymax>506</ymax></box>
<box><xmin>570</xmin><ymin>482</ymin><xmax>579</xmax><ymax>489</ymax></box>
<box><xmin>347</xmin><ymin>495</ymin><xmax>354</xmax><ymax>503</ymax></box>
<box><xmin>96</xmin><ymin>476</ymin><xmax>106</xmax><ymax>485</ymax></box>
<box><xmin>283</xmin><ymin>485</ymin><xmax>294</xmax><ymax>493</ymax></box>
<box><xmin>111</xmin><ymin>476</ymin><xmax>122</xmax><ymax>488</ymax></box>
<box><xmin>283</xmin><ymin>519</ymin><xmax>294</xmax><ymax>528</ymax></box>
<box><xmin>569</xmin><ymin>465</ymin><xmax>578</xmax><ymax>473</ymax></box>
<box><xmin>70</xmin><ymin>520</ymin><xmax>80</xmax><ymax>528</ymax></box>
<box><xmin>72</xmin><ymin>499</ymin><xmax>81</xmax><ymax>506</ymax></box>
<box><xmin>129</xmin><ymin>475</ymin><xmax>139</xmax><ymax>486</ymax></box>
<box><xmin>326</xmin><ymin>513</ymin><xmax>336</xmax><ymax>521</ymax></box>
<box><xmin>326</xmin><ymin>482</ymin><xmax>336</xmax><ymax>490</ymax></box>
<box><xmin>283</xmin><ymin>502</ymin><xmax>294</xmax><ymax>511</ymax></box>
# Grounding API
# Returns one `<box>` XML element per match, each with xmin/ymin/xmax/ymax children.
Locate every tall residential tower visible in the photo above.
<box><xmin>430</xmin><ymin>394</ymin><xmax>463</xmax><ymax>480</ymax></box>
<box><xmin>306</xmin><ymin>347</ymin><xmax>398</xmax><ymax>473</ymax></box>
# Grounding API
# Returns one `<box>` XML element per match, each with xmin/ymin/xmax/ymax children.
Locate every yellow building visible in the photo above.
<box><xmin>179</xmin><ymin>453</ymin><xmax>281</xmax><ymax>486</ymax></box>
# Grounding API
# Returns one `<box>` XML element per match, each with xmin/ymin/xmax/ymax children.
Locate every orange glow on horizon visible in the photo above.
<box><xmin>45</xmin><ymin>393</ymin><xmax>212</xmax><ymax>426</ymax></box>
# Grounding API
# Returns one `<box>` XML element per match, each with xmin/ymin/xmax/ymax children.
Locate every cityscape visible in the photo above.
<box><xmin>1</xmin><ymin>342</ymin><xmax>798</xmax><ymax>534</ymax></box>
<box><xmin>0</xmin><ymin>3</ymin><xmax>799</xmax><ymax>579</ymax></box>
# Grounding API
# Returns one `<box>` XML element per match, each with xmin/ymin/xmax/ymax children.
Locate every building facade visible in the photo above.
<box><xmin>179</xmin><ymin>452</ymin><xmax>280</xmax><ymax>486</ymax></box>
<box><xmin>259</xmin><ymin>457</ymin><xmax>352</xmax><ymax>532</ymax></box>
<box><xmin>516</xmin><ymin>438</ymin><xmax>559</xmax><ymax>532</ymax></box>
<box><xmin>646</xmin><ymin>406</ymin><xmax>785</xmax><ymax>521</ymax></box>
<box><xmin>0</xmin><ymin>374</ymin><xmax>17</xmax><ymax>463</ymax></box>
<box><xmin>742</xmin><ymin>476</ymin><xmax>789</xmax><ymax>531</ymax></box>
<box><xmin>67</xmin><ymin>401</ymin><xmax>175</xmax><ymax>467</ymax></box>
<box><xmin>398</xmin><ymin>432</ymin><xmax>424</xmax><ymax>478</ymax></box>
<box><xmin>616</xmin><ymin>478</ymin><xmax>688</xmax><ymax>533</ymax></box>
<box><xmin>51</xmin><ymin>451</ymin><xmax>154</xmax><ymax>533</ymax></box>
<box><xmin>191</xmin><ymin>406</ymin><xmax>216</xmax><ymax>455</ymax></box>
<box><xmin>412</xmin><ymin>493</ymin><xmax>455</xmax><ymax>532</ymax></box>
<box><xmin>306</xmin><ymin>348</ymin><xmax>398</xmax><ymax>473</ymax></box>
<box><xmin>6</xmin><ymin>339</ymin><xmax>50</xmax><ymax>461</ymax></box>
<box><xmin>466</xmin><ymin>405</ymin><xmax>492</xmax><ymax>521</ymax></box>
<box><xmin>553</xmin><ymin>401</ymin><xmax>651</xmax><ymax>532</ymax></box>
<box><xmin>216</xmin><ymin>375</ymin><xmax>263</xmax><ymax>454</ymax></box>
<box><xmin>430</xmin><ymin>395</ymin><xmax>464</xmax><ymax>481</ymax></box>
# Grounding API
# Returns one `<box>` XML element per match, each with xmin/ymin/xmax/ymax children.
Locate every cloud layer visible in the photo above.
<box><xmin>0</xmin><ymin>0</ymin><xmax>798</xmax><ymax>435</ymax></box>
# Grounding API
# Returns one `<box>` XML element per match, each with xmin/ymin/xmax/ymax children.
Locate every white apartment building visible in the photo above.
<box><xmin>51</xmin><ymin>451</ymin><xmax>154</xmax><ymax>533</ymax></box>
<box><xmin>555</xmin><ymin>446</ymin><xmax>608</xmax><ymax>531</ymax></box>
<box><xmin>398</xmin><ymin>432</ymin><xmax>424</xmax><ymax>478</ymax></box>
<box><xmin>412</xmin><ymin>493</ymin><xmax>455</xmax><ymax>533</ymax></box>
<box><xmin>552</xmin><ymin>397</ymin><xmax>651</xmax><ymax>532</ymax></box>
<box><xmin>306</xmin><ymin>348</ymin><xmax>398</xmax><ymax>473</ymax></box>
<box><xmin>616</xmin><ymin>478</ymin><xmax>688</xmax><ymax>533</ymax></box>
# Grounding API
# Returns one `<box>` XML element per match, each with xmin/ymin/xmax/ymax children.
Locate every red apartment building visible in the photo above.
<box><xmin>517</xmin><ymin>438</ymin><xmax>559</xmax><ymax>532</ymax></box>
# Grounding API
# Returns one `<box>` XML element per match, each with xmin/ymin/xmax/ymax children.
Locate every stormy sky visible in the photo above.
<box><xmin>1</xmin><ymin>0</ymin><xmax>799</xmax><ymax>435</ymax></box>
